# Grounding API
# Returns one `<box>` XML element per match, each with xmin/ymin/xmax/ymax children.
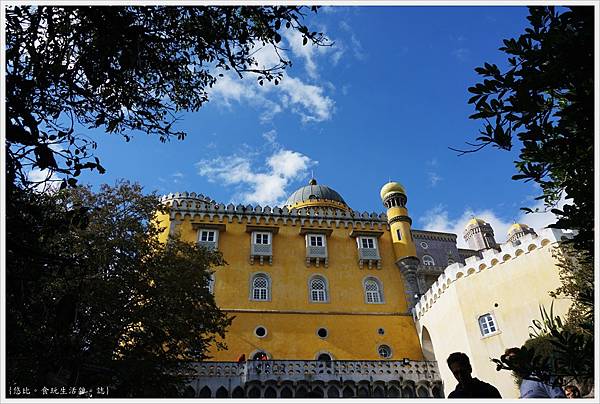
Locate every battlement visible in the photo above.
<box><xmin>161</xmin><ymin>192</ymin><xmax>389</xmax><ymax>230</ymax></box>
<box><xmin>413</xmin><ymin>228</ymin><xmax>572</xmax><ymax>320</ymax></box>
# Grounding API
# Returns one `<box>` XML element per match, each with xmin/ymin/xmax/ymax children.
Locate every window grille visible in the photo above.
<box><xmin>478</xmin><ymin>313</ymin><xmax>497</xmax><ymax>336</ymax></box>
<box><xmin>365</xmin><ymin>278</ymin><xmax>382</xmax><ymax>303</ymax></box>
<box><xmin>310</xmin><ymin>277</ymin><xmax>327</xmax><ymax>302</ymax></box>
<box><xmin>252</xmin><ymin>275</ymin><xmax>269</xmax><ymax>301</ymax></box>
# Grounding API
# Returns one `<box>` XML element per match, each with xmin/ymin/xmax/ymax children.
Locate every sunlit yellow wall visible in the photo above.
<box><xmin>416</xmin><ymin>244</ymin><xmax>570</xmax><ymax>398</ymax></box>
<box><xmin>159</xmin><ymin>212</ymin><xmax>424</xmax><ymax>361</ymax></box>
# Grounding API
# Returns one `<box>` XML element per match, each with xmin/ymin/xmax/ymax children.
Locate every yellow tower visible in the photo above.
<box><xmin>380</xmin><ymin>181</ymin><xmax>417</xmax><ymax>259</ymax></box>
<box><xmin>380</xmin><ymin>181</ymin><xmax>420</xmax><ymax>309</ymax></box>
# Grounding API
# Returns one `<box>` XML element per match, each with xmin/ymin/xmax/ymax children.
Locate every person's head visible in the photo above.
<box><xmin>503</xmin><ymin>347</ymin><xmax>528</xmax><ymax>378</ymax></box>
<box><xmin>565</xmin><ymin>385</ymin><xmax>581</xmax><ymax>398</ymax></box>
<box><xmin>447</xmin><ymin>352</ymin><xmax>472</xmax><ymax>385</ymax></box>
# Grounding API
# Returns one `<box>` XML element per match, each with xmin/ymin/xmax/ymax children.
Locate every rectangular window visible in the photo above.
<box><xmin>360</xmin><ymin>237</ymin><xmax>375</xmax><ymax>249</ymax></box>
<box><xmin>255</xmin><ymin>232</ymin><xmax>270</xmax><ymax>245</ymax></box>
<box><xmin>396</xmin><ymin>229</ymin><xmax>402</xmax><ymax>240</ymax></box>
<box><xmin>200</xmin><ymin>230</ymin><xmax>216</xmax><ymax>242</ymax></box>
<box><xmin>309</xmin><ymin>235</ymin><xmax>324</xmax><ymax>247</ymax></box>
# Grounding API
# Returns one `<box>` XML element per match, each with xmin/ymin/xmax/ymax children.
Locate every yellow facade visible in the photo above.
<box><xmin>414</xmin><ymin>229</ymin><xmax>571</xmax><ymax>398</ymax></box>
<box><xmin>158</xmin><ymin>181</ymin><xmax>425</xmax><ymax>362</ymax></box>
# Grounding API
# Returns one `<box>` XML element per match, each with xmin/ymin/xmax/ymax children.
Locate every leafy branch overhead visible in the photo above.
<box><xmin>6</xmin><ymin>6</ymin><xmax>328</xmax><ymax>189</ymax></box>
<box><xmin>451</xmin><ymin>6</ymin><xmax>594</xmax><ymax>257</ymax></box>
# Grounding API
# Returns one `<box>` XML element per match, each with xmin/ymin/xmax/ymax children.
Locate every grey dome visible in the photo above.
<box><xmin>284</xmin><ymin>179</ymin><xmax>347</xmax><ymax>207</ymax></box>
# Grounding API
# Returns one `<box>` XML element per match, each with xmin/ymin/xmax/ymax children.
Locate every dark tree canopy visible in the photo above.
<box><xmin>6</xmin><ymin>6</ymin><xmax>326</xmax><ymax>189</ymax></box>
<box><xmin>456</xmin><ymin>6</ymin><xmax>594</xmax><ymax>259</ymax></box>
<box><xmin>6</xmin><ymin>182</ymin><xmax>232</xmax><ymax>397</ymax></box>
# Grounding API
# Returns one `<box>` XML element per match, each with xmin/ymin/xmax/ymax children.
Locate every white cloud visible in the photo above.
<box><xmin>279</xmin><ymin>76</ymin><xmax>335</xmax><ymax>122</ymax></box>
<box><xmin>262</xmin><ymin>130</ymin><xmax>278</xmax><ymax>145</ymax></box>
<box><xmin>428</xmin><ymin>172</ymin><xmax>442</xmax><ymax>187</ymax></box>
<box><xmin>196</xmin><ymin>142</ymin><xmax>316</xmax><ymax>206</ymax></box>
<box><xmin>418</xmin><ymin>194</ymin><xmax>570</xmax><ymax>248</ymax></box>
<box><xmin>209</xmin><ymin>69</ymin><xmax>334</xmax><ymax>123</ymax></box>
<box><xmin>26</xmin><ymin>169</ymin><xmax>61</xmax><ymax>194</ymax></box>
<box><xmin>339</xmin><ymin>20</ymin><xmax>366</xmax><ymax>61</ymax></box>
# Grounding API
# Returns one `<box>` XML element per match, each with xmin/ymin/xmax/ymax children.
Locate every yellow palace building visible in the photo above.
<box><xmin>157</xmin><ymin>178</ymin><xmax>569</xmax><ymax>398</ymax></box>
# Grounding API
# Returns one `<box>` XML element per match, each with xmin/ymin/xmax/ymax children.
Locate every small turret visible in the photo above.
<box><xmin>463</xmin><ymin>217</ymin><xmax>498</xmax><ymax>251</ymax></box>
<box><xmin>380</xmin><ymin>181</ymin><xmax>419</xmax><ymax>310</ymax></box>
<box><xmin>507</xmin><ymin>223</ymin><xmax>537</xmax><ymax>244</ymax></box>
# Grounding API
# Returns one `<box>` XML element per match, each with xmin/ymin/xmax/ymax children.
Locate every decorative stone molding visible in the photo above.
<box><xmin>189</xmin><ymin>359</ymin><xmax>443</xmax><ymax>398</ymax></box>
<box><xmin>396</xmin><ymin>256</ymin><xmax>420</xmax><ymax>310</ymax></box>
<box><xmin>161</xmin><ymin>193</ymin><xmax>389</xmax><ymax>231</ymax></box>
<box><xmin>413</xmin><ymin>228</ymin><xmax>571</xmax><ymax>320</ymax></box>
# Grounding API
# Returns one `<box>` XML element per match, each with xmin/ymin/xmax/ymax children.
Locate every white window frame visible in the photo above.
<box><xmin>253</xmin><ymin>231</ymin><xmax>271</xmax><ymax>245</ymax></box>
<box><xmin>309</xmin><ymin>276</ymin><xmax>329</xmax><ymax>303</ymax></box>
<box><xmin>364</xmin><ymin>277</ymin><xmax>384</xmax><ymax>304</ymax></box>
<box><xmin>478</xmin><ymin>313</ymin><xmax>499</xmax><ymax>337</ymax></box>
<box><xmin>422</xmin><ymin>255</ymin><xmax>435</xmax><ymax>266</ymax></box>
<box><xmin>307</xmin><ymin>234</ymin><xmax>326</xmax><ymax>248</ymax></box>
<box><xmin>250</xmin><ymin>273</ymin><xmax>271</xmax><ymax>301</ymax></box>
<box><xmin>198</xmin><ymin>229</ymin><xmax>219</xmax><ymax>248</ymax></box>
<box><xmin>199</xmin><ymin>230</ymin><xmax>216</xmax><ymax>242</ymax></box>
<box><xmin>357</xmin><ymin>236</ymin><xmax>377</xmax><ymax>250</ymax></box>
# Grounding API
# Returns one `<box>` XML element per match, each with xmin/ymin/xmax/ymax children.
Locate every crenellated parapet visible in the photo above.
<box><xmin>413</xmin><ymin>228</ymin><xmax>572</xmax><ymax>320</ymax></box>
<box><xmin>161</xmin><ymin>193</ymin><xmax>389</xmax><ymax>230</ymax></box>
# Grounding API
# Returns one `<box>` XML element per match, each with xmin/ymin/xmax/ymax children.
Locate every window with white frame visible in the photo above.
<box><xmin>364</xmin><ymin>278</ymin><xmax>383</xmax><ymax>303</ymax></box>
<box><xmin>310</xmin><ymin>276</ymin><xmax>328</xmax><ymax>302</ymax></box>
<box><xmin>251</xmin><ymin>274</ymin><xmax>270</xmax><ymax>301</ymax></box>
<box><xmin>254</xmin><ymin>232</ymin><xmax>270</xmax><ymax>245</ymax></box>
<box><xmin>422</xmin><ymin>255</ymin><xmax>435</xmax><ymax>266</ymax></box>
<box><xmin>308</xmin><ymin>234</ymin><xmax>324</xmax><ymax>247</ymax></box>
<box><xmin>199</xmin><ymin>230</ymin><xmax>216</xmax><ymax>242</ymax></box>
<box><xmin>478</xmin><ymin>313</ymin><xmax>498</xmax><ymax>336</ymax></box>
<box><xmin>359</xmin><ymin>237</ymin><xmax>376</xmax><ymax>249</ymax></box>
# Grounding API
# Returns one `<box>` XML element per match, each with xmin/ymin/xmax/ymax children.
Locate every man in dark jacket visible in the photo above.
<box><xmin>447</xmin><ymin>352</ymin><xmax>502</xmax><ymax>398</ymax></box>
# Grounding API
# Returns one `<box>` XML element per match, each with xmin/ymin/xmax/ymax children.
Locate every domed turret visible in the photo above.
<box><xmin>507</xmin><ymin>223</ymin><xmax>537</xmax><ymax>244</ymax></box>
<box><xmin>464</xmin><ymin>217</ymin><xmax>498</xmax><ymax>251</ymax></box>
<box><xmin>284</xmin><ymin>178</ymin><xmax>349</xmax><ymax>211</ymax></box>
<box><xmin>380</xmin><ymin>181</ymin><xmax>406</xmax><ymax>200</ymax></box>
<box><xmin>380</xmin><ymin>179</ymin><xmax>419</xmax><ymax>310</ymax></box>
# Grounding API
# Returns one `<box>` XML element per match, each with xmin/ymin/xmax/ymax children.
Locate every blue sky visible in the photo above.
<box><xmin>73</xmin><ymin>5</ymin><xmax>566</xmax><ymax>247</ymax></box>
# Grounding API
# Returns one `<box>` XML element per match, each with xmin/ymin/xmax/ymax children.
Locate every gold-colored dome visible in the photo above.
<box><xmin>380</xmin><ymin>181</ymin><xmax>406</xmax><ymax>200</ymax></box>
<box><xmin>467</xmin><ymin>217</ymin><xmax>486</xmax><ymax>226</ymax></box>
<box><xmin>508</xmin><ymin>223</ymin><xmax>529</xmax><ymax>234</ymax></box>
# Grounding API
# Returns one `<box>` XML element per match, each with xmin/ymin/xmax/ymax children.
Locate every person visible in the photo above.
<box><xmin>446</xmin><ymin>352</ymin><xmax>502</xmax><ymax>398</ymax></box>
<box><xmin>503</xmin><ymin>347</ymin><xmax>566</xmax><ymax>398</ymax></box>
<box><xmin>564</xmin><ymin>385</ymin><xmax>581</xmax><ymax>398</ymax></box>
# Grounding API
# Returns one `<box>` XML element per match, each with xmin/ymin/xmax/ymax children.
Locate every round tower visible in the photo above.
<box><xmin>380</xmin><ymin>181</ymin><xmax>417</xmax><ymax>259</ymax></box>
<box><xmin>380</xmin><ymin>181</ymin><xmax>419</xmax><ymax>310</ymax></box>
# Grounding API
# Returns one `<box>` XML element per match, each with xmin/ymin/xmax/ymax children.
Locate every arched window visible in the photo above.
<box><xmin>251</xmin><ymin>274</ymin><xmax>270</xmax><ymax>301</ymax></box>
<box><xmin>478</xmin><ymin>313</ymin><xmax>498</xmax><ymax>336</ymax></box>
<box><xmin>309</xmin><ymin>276</ymin><xmax>328</xmax><ymax>302</ymax></box>
<box><xmin>364</xmin><ymin>277</ymin><xmax>383</xmax><ymax>303</ymax></box>
<box><xmin>422</xmin><ymin>255</ymin><xmax>435</xmax><ymax>266</ymax></box>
